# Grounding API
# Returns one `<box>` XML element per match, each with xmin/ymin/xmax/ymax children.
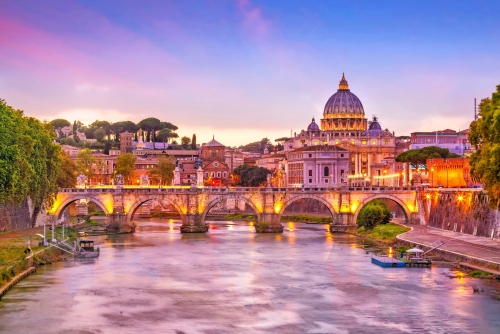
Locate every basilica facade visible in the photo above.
<box><xmin>283</xmin><ymin>74</ymin><xmax>405</xmax><ymax>186</ymax></box>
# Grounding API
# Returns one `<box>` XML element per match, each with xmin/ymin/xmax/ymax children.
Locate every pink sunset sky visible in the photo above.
<box><xmin>1</xmin><ymin>1</ymin><xmax>499</xmax><ymax>146</ymax></box>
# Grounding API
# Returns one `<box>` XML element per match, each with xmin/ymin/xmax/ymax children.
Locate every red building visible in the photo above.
<box><xmin>201</xmin><ymin>137</ymin><xmax>230</xmax><ymax>186</ymax></box>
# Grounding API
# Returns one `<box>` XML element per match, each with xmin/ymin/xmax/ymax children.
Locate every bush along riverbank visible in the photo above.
<box><xmin>0</xmin><ymin>225</ymin><xmax>77</xmax><ymax>288</ymax></box>
<box><xmin>355</xmin><ymin>223</ymin><xmax>411</xmax><ymax>243</ymax></box>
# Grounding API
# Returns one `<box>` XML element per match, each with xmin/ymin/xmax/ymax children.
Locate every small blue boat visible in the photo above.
<box><xmin>371</xmin><ymin>256</ymin><xmax>406</xmax><ymax>268</ymax></box>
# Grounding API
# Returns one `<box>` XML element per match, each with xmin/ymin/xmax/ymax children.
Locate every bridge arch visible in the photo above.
<box><xmin>127</xmin><ymin>196</ymin><xmax>187</xmax><ymax>223</ymax></box>
<box><xmin>353</xmin><ymin>194</ymin><xmax>411</xmax><ymax>223</ymax></box>
<box><xmin>201</xmin><ymin>194</ymin><xmax>262</xmax><ymax>223</ymax></box>
<box><xmin>54</xmin><ymin>196</ymin><xmax>110</xmax><ymax>219</ymax></box>
<box><xmin>278</xmin><ymin>194</ymin><xmax>337</xmax><ymax>223</ymax></box>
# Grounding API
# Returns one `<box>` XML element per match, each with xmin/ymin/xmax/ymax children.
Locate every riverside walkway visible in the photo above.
<box><xmin>396</xmin><ymin>221</ymin><xmax>500</xmax><ymax>266</ymax></box>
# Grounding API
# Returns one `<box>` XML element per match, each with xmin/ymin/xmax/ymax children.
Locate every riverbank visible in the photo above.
<box><xmin>352</xmin><ymin>223</ymin><xmax>411</xmax><ymax>244</ymax></box>
<box><xmin>396</xmin><ymin>223</ymin><xmax>500</xmax><ymax>277</ymax></box>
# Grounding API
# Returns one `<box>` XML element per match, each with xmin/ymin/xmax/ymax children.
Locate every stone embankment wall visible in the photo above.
<box><xmin>427</xmin><ymin>191</ymin><xmax>499</xmax><ymax>238</ymax></box>
<box><xmin>0</xmin><ymin>200</ymin><xmax>31</xmax><ymax>232</ymax></box>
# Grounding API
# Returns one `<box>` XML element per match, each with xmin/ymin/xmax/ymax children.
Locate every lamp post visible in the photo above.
<box><xmin>383</xmin><ymin>170</ymin><xmax>387</xmax><ymax>187</ymax></box>
<box><xmin>446</xmin><ymin>164</ymin><xmax>450</xmax><ymax>188</ymax></box>
<box><xmin>431</xmin><ymin>167</ymin><xmax>434</xmax><ymax>187</ymax></box>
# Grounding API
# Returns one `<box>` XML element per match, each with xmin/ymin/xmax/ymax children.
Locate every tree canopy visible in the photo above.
<box><xmin>395</xmin><ymin>146</ymin><xmax>460</xmax><ymax>168</ymax></box>
<box><xmin>1</xmin><ymin>100</ymin><xmax>62</xmax><ymax>225</ymax></box>
<box><xmin>115</xmin><ymin>153</ymin><xmax>137</xmax><ymax>184</ymax></box>
<box><xmin>233</xmin><ymin>164</ymin><xmax>271</xmax><ymax>187</ymax></box>
<box><xmin>75</xmin><ymin>148</ymin><xmax>96</xmax><ymax>178</ymax></box>
<box><xmin>356</xmin><ymin>200</ymin><xmax>392</xmax><ymax>229</ymax></box>
<box><xmin>469</xmin><ymin>84</ymin><xmax>500</xmax><ymax>206</ymax></box>
<box><xmin>148</xmin><ymin>156</ymin><xmax>175</xmax><ymax>185</ymax></box>
<box><xmin>56</xmin><ymin>150</ymin><xmax>77</xmax><ymax>188</ymax></box>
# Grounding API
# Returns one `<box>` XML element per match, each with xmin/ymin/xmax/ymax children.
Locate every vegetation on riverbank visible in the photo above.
<box><xmin>0</xmin><ymin>225</ymin><xmax>77</xmax><ymax>286</ymax></box>
<box><xmin>356</xmin><ymin>223</ymin><xmax>411</xmax><ymax>243</ymax></box>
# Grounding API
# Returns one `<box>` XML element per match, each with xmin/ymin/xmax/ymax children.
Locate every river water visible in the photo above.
<box><xmin>1</xmin><ymin>219</ymin><xmax>500</xmax><ymax>334</ymax></box>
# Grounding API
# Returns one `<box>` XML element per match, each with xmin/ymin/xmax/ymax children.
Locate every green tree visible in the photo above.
<box><xmin>469</xmin><ymin>84</ymin><xmax>500</xmax><ymax>207</ymax></box>
<box><xmin>115</xmin><ymin>153</ymin><xmax>137</xmax><ymax>184</ymax></box>
<box><xmin>139</xmin><ymin>118</ymin><xmax>162</xmax><ymax>149</ymax></box>
<box><xmin>0</xmin><ymin>100</ymin><xmax>33</xmax><ymax>204</ymax></box>
<box><xmin>191</xmin><ymin>134</ymin><xmax>197</xmax><ymax>150</ymax></box>
<box><xmin>94</xmin><ymin>128</ymin><xmax>104</xmax><ymax>142</ymax></box>
<box><xmin>76</xmin><ymin>148</ymin><xmax>95</xmax><ymax>178</ymax></box>
<box><xmin>181</xmin><ymin>136</ymin><xmax>191</xmax><ymax>149</ymax></box>
<box><xmin>357</xmin><ymin>200</ymin><xmax>392</xmax><ymax>229</ymax></box>
<box><xmin>395</xmin><ymin>146</ymin><xmax>460</xmax><ymax>183</ymax></box>
<box><xmin>157</xmin><ymin>128</ymin><xmax>178</xmax><ymax>148</ymax></box>
<box><xmin>56</xmin><ymin>150</ymin><xmax>77</xmax><ymax>188</ymax></box>
<box><xmin>103</xmin><ymin>141</ymin><xmax>112</xmax><ymax>155</ymax></box>
<box><xmin>24</xmin><ymin>117</ymin><xmax>61</xmax><ymax>226</ymax></box>
<box><xmin>148</xmin><ymin>156</ymin><xmax>175</xmax><ymax>185</ymax></box>
<box><xmin>233</xmin><ymin>164</ymin><xmax>271</xmax><ymax>187</ymax></box>
<box><xmin>50</xmin><ymin>118</ymin><xmax>70</xmax><ymax>138</ymax></box>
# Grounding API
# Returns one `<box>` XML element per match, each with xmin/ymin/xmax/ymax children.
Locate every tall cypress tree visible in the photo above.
<box><xmin>191</xmin><ymin>134</ymin><xmax>197</xmax><ymax>149</ymax></box>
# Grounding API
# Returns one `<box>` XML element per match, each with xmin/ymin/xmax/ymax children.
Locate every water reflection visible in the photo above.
<box><xmin>0</xmin><ymin>219</ymin><xmax>499</xmax><ymax>334</ymax></box>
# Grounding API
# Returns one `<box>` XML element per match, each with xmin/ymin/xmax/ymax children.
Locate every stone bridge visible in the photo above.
<box><xmin>49</xmin><ymin>186</ymin><xmax>420</xmax><ymax>233</ymax></box>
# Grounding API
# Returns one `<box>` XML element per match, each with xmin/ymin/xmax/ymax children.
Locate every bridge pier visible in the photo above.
<box><xmin>256</xmin><ymin>213</ymin><xmax>284</xmax><ymax>233</ymax></box>
<box><xmin>180</xmin><ymin>214</ymin><xmax>209</xmax><ymax>233</ymax></box>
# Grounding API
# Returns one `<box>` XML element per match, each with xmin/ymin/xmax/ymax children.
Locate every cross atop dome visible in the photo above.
<box><xmin>338</xmin><ymin>72</ymin><xmax>349</xmax><ymax>91</ymax></box>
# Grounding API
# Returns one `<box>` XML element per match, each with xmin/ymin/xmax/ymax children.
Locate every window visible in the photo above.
<box><xmin>324</xmin><ymin>166</ymin><xmax>329</xmax><ymax>177</ymax></box>
<box><xmin>223</xmin><ymin>172</ymin><xmax>227</xmax><ymax>178</ymax></box>
<box><xmin>205</xmin><ymin>172</ymin><xmax>209</xmax><ymax>178</ymax></box>
<box><xmin>211</xmin><ymin>150</ymin><xmax>216</xmax><ymax>158</ymax></box>
<box><xmin>351</xmin><ymin>140</ymin><xmax>354</xmax><ymax>145</ymax></box>
<box><xmin>325</xmin><ymin>179</ymin><xmax>329</xmax><ymax>183</ymax></box>
<box><xmin>384</xmin><ymin>140</ymin><xmax>389</xmax><ymax>145</ymax></box>
<box><xmin>361</xmin><ymin>139</ymin><xmax>367</xmax><ymax>145</ymax></box>
<box><xmin>372</xmin><ymin>140</ymin><xmax>376</xmax><ymax>145</ymax></box>
<box><xmin>308</xmin><ymin>170</ymin><xmax>312</xmax><ymax>176</ymax></box>
<box><xmin>217</xmin><ymin>172</ymin><xmax>221</xmax><ymax>178</ymax></box>
<box><xmin>308</xmin><ymin>154</ymin><xmax>312</xmax><ymax>158</ymax></box>
<box><xmin>211</xmin><ymin>172</ymin><xmax>215</xmax><ymax>177</ymax></box>
<box><xmin>340</xmin><ymin>154</ymin><xmax>344</xmax><ymax>157</ymax></box>
<box><xmin>309</xmin><ymin>179</ymin><xmax>312</xmax><ymax>183</ymax></box>
<box><xmin>214</xmin><ymin>162</ymin><xmax>219</xmax><ymax>167</ymax></box>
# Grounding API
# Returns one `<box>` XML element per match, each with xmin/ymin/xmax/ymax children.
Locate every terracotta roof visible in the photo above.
<box><xmin>204</xmin><ymin>136</ymin><xmax>225</xmax><ymax>147</ymax></box>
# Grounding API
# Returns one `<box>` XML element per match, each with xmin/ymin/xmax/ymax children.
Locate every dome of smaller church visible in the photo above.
<box><xmin>367</xmin><ymin>116</ymin><xmax>384</xmax><ymax>136</ymax></box>
<box><xmin>307</xmin><ymin>118</ymin><xmax>320</xmax><ymax>132</ymax></box>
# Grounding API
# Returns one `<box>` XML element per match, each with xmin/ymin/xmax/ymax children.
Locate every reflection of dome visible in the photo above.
<box><xmin>323</xmin><ymin>73</ymin><xmax>365</xmax><ymax>116</ymax></box>
<box><xmin>307</xmin><ymin>117</ymin><xmax>320</xmax><ymax>132</ymax></box>
<box><xmin>367</xmin><ymin>116</ymin><xmax>384</xmax><ymax>136</ymax></box>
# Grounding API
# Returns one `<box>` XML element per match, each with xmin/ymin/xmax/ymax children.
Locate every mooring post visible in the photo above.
<box><xmin>52</xmin><ymin>221</ymin><xmax>55</xmax><ymax>242</ymax></box>
<box><xmin>62</xmin><ymin>224</ymin><xmax>65</xmax><ymax>239</ymax></box>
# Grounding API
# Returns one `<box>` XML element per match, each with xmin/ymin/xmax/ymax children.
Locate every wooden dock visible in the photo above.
<box><xmin>372</xmin><ymin>256</ymin><xmax>406</xmax><ymax>268</ymax></box>
<box><xmin>371</xmin><ymin>256</ymin><xmax>431</xmax><ymax>268</ymax></box>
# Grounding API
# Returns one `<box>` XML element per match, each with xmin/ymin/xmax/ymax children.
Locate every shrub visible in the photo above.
<box><xmin>357</xmin><ymin>200</ymin><xmax>392</xmax><ymax>229</ymax></box>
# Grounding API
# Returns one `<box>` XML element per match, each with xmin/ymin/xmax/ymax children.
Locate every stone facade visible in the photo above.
<box><xmin>0</xmin><ymin>200</ymin><xmax>31</xmax><ymax>232</ymax></box>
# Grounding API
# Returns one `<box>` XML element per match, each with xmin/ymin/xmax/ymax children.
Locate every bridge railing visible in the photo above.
<box><xmin>58</xmin><ymin>186</ymin><xmax>421</xmax><ymax>194</ymax></box>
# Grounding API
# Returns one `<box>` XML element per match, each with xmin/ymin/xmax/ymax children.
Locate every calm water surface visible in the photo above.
<box><xmin>1</xmin><ymin>219</ymin><xmax>500</xmax><ymax>334</ymax></box>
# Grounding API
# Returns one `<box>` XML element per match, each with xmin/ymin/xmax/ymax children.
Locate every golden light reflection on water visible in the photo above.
<box><xmin>325</xmin><ymin>233</ymin><xmax>334</xmax><ymax>243</ymax></box>
<box><xmin>287</xmin><ymin>222</ymin><xmax>295</xmax><ymax>232</ymax></box>
<box><xmin>274</xmin><ymin>234</ymin><xmax>283</xmax><ymax>242</ymax></box>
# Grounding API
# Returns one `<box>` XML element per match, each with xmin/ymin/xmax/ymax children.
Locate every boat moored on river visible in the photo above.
<box><xmin>74</xmin><ymin>240</ymin><xmax>100</xmax><ymax>258</ymax></box>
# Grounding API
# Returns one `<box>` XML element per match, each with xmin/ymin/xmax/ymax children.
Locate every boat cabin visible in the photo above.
<box><xmin>80</xmin><ymin>240</ymin><xmax>95</xmax><ymax>252</ymax></box>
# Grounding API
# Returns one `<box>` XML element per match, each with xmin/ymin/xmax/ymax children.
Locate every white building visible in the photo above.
<box><xmin>286</xmin><ymin>145</ymin><xmax>349</xmax><ymax>187</ymax></box>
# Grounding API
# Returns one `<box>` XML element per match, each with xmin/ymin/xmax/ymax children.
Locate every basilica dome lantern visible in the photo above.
<box><xmin>320</xmin><ymin>73</ymin><xmax>368</xmax><ymax>132</ymax></box>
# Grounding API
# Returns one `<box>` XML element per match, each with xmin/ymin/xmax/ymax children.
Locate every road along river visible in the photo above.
<box><xmin>1</xmin><ymin>219</ymin><xmax>500</xmax><ymax>334</ymax></box>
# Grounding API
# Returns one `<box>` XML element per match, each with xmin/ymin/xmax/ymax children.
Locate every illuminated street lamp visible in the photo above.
<box><xmin>431</xmin><ymin>167</ymin><xmax>434</xmax><ymax>187</ymax></box>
